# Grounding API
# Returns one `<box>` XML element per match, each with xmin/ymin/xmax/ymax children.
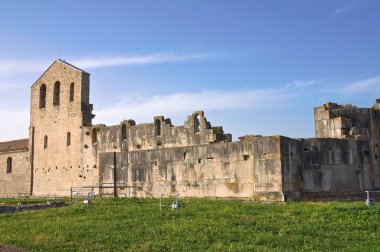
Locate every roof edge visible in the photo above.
<box><xmin>31</xmin><ymin>59</ymin><xmax>90</xmax><ymax>88</ymax></box>
<box><xmin>0</xmin><ymin>138</ymin><xmax>29</xmax><ymax>153</ymax></box>
<box><xmin>57</xmin><ymin>59</ymin><xmax>90</xmax><ymax>75</ymax></box>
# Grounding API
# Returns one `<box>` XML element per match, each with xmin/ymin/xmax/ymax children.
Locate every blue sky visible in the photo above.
<box><xmin>0</xmin><ymin>0</ymin><xmax>380</xmax><ymax>141</ymax></box>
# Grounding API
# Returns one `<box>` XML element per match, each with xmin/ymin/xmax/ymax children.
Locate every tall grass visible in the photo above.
<box><xmin>0</xmin><ymin>198</ymin><xmax>379</xmax><ymax>251</ymax></box>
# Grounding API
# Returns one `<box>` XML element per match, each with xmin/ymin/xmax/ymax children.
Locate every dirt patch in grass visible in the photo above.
<box><xmin>0</xmin><ymin>244</ymin><xmax>29</xmax><ymax>252</ymax></box>
<box><xmin>0</xmin><ymin>201</ymin><xmax>67</xmax><ymax>214</ymax></box>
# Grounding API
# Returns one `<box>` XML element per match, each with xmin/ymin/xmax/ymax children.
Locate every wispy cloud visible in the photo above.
<box><xmin>0</xmin><ymin>82</ymin><xmax>23</xmax><ymax>90</ymax></box>
<box><xmin>94</xmin><ymin>87</ymin><xmax>298</xmax><ymax>125</ymax></box>
<box><xmin>342</xmin><ymin>75</ymin><xmax>380</xmax><ymax>94</ymax></box>
<box><xmin>285</xmin><ymin>80</ymin><xmax>315</xmax><ymax>89</ymax></box>
<box><xmin>0</xmin><ymin>60</ymin><xmax>48</xmax><ymax>74</ymax></box>
<box><xmin>0</xmin><ymin>108</ymin><xmax>29</xmax><ymax>141</ymax></box>
<box><xmin>72</xmin><ymin>53</ymin><xmax>215</xmax><ymax>69</ymax></box>
<box><xmin>0</xmin><ymin>52</ymin><xmax>216</xmax><ymax>74</ymax></box>
<box><xmin>333</xmin><ymin>0</ymin><xmax>356</xmax><ymax>15</ymax></box>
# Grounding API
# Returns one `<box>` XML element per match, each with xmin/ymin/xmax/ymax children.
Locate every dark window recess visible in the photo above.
<box><xmin>194</xmin><ymin>115</ymin><xmax>200</xmax><ymax>133</ymax></box>
<box><xmin>39</xmin><ymin>84</ymin><xmax>46</xmax><ymax>109</ymax></box>
<box><xmin>44</xmin><ymin>135</ymin><xmax>48</xmax><ymax>149</ymax></box>
<box><xmin>67</xmin><ymin>132</ymin><xmax>71</xmax><ymax>146</ymax></box>
<box><xmin>53</xmin><ymin>81</ymin><xmax>60</xmax><ymax>106</ymax></box>
<box><xmin>121</xmin><ymin>124</ymin><xmax>127</xmax><ymax>140</ymax></box>
<box><xmin>6</xmin><ymin>157</ymin><xmax>12</xmax><ymax>173</ymax></box>
<box><xmin>69</xmin><ymin>82</ymin><xmax>74</xmax><ymax>101</ymax></box>
<box><xmin>155</xmin><ymin>119</ymin><xmax>161</xmax><ymax>136</ymax></box>
<box><xmin>92</xmin><ymin>128</ymin><xmax>97</xmax><ymax>143</ymax></box>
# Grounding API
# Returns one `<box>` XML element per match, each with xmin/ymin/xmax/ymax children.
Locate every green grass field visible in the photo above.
<box><xmin>0</xmin><ymin>198</ymin><xmax>379</xmax><ymax>251</ymax></box>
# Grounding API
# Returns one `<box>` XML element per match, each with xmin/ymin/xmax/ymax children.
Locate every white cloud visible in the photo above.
<box><xmin>93</xmin><ymin>87</ymin><xmax>297</xmax><ymax>126</ymax></box>
<box><xmin>285</xmin><ymin>80</ymin><xmax>315</xmax><ymax>89</ymax></box>
<box><xmin>0</xmin><ymin>52</ymin><xmax>215</xmax><ymax>75</ymax></box>
<box><xmin>342</xmin><ymin>75</ymin><xmax>380</xmax><ymax>94</ymax></box>
<box><xmin>0</xmin><ymin>82</ymin><xmax>22</xmax><ymax>90</ymax></box>
<box><xmin>0</xmin><ymin>108</ymin><xmax>29</xmax><ymax>141</ymax></box>
<box><xmin>72</xmin><ymin>53</ymin><xmax>214</xmax><ymax>69</ymax></box>
<box><xmin>0</xmin><ymin>60</ymin><xmax>48</xmax><ymax>74</ymax></box>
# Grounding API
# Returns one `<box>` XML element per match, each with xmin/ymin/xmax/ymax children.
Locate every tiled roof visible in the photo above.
<box><xmin>0</xmin><ymin>139</ymin><xmax>29</xmax><ymax>153</ymax></box>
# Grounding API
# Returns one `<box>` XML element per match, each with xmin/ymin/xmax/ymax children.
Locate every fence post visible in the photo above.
<box><xmin>113</xmin><ymin>152</ymin><xmax>117</xmax><ymax>198</ymax></box>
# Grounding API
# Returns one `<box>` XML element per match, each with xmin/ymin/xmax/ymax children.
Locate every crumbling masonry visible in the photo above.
<box><xmin>1</xmin><ymin>60</ymin><xmax>380</xmax><ymax>201</ymax></box>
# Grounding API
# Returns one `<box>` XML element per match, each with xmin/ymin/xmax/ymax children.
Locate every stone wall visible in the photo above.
<box><xmin>0</xmin><ymin>149</ymin><xmax>30</xmax><ymax>198</ymax></box>
<box><xmin>280</xmin><ymin>137</ymin><xmax>303</xmax><ymax>198</ymax></box>
<box><xmin>281</xmin><ymin>137</ymin><xmax>373</xmax><ymax>196</ymax></box>
<box><xmin>117</xmin><ymin>111</ymin><xmax>231</xmax><ymax>152</ymax></box>
<box><xmin>369</xmin><ymin>106</ymin><xmax>380</xmax><ymax>188</ymax></box>
<box><xmin>97</xmin><ymin>136</ymin><xmax>285</xmax><ymax>201</ymax></box>
<box><xmin>314</xmin><ymin>100</ymin><xmax>380</xmax><ymax>189</ymax></box>
<box><xmin>314</xmin><ymin>102</ymin><xmax>372</xmax><ymax>139</ymax></box>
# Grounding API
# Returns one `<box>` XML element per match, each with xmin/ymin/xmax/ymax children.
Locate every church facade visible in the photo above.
<box><xmin>1</xmin><ymin>60</ymin><xmax>379</xmax><ymax>201</ymax></box>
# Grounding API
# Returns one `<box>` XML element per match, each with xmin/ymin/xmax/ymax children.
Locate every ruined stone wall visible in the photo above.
<box><xmin>81</xmin><ymin>125</ymin><xmax>121</xmax><ymax>195</ymax></box>
<box><xmin>314</xmin><ymin>100</ymin><xmax>380</xmax><ymax>190</ymax></box>
<box><xmin>281</xmin><ymin>137</ymin><xmax>373</xmax><ymax>194</ymax></box>
<box><xmin>304</xmin><ymin>138</ymin><xmax>372</xmax><ymax>192</ymax></box>
<box><xmin>30</xmin><ymin>60</ymin><xmax>98</xmax><ymax>196</ymax></box>
<box><xmin>280</xmin><ymin>137</ymin><xmax>303</xmax><ymax>198</ymax></box>
<box><xmin>314</xmin><ymin>102</ymin><xmax>371</xmax><ymax>139</ymax></box>
<box><xmin>97</xmin><ymin>136</ymin><xmax>285</xmax><ymax>201</ymax></box>
<box><xmin>120</xmin><ymin>111</ymin><xmax>230</xmax><ymax>152</ymax></box>
<box><xmin>369</xmin><ymin>103</ymin><xmax>380</xmax><ymax>188</ymax></box>
<box><xmin>0</xmin><ymin>150</ymin><xmax>30</xmax><ymax>198</ymax></box>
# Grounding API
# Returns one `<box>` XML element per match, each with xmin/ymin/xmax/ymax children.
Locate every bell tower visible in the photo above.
<box><xmin>29</xmin><ymin>59</ymin><xmax>94</xmax><ymax>195</ymax></box>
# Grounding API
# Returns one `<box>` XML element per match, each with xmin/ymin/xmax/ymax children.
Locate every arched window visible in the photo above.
<box><xmin>44</xmin><ymin>135</ymin><xmax>48</xmax><ymax>149</ymax></box>
<box><xmin>6</xmin><ymin>157</ymin><xmax>12</xmax><ymax>173</ymax></box>
<box><xmin>92</xmin><ymin>128</ymin><xmax>97</xmax><ymax>144</ymax></box>
<box><xmin>53</xmin><ymin>81</ymin><xmax>60</xmax><ymax>106</ymax></box>
<box><xmin>121</xmin><ymin>124</ymin><xmax>127</xmax><ymax>140</ymax></box>
<box><xmin>155</xmin><ymin>119</ymin><xmax>161</xmax><ymax>137</ymax></box>
<box><xmin>67</xmin><ymin>132</ymin><xmax>71</xmax><ymax>146</ymax></box>
<box><xmin>39</xmin><ymin>84</ymin><xmax>46</xmax><ymax>109</ymax></box>
<box><xmin>69</xmin><ymin>82</ymin><xmax>74</xmax><ymax>102</ymax></box>
<box><xmin>194</xmin><ymin>114</ymin><xmax>200</xmax><ymax>133</ymax></box>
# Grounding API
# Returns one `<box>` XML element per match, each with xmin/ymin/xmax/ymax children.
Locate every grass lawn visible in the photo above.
<box><xmin>0</xmin><ymin>198</ymin><xmax>379</xmax><ymax>251</ymax></box>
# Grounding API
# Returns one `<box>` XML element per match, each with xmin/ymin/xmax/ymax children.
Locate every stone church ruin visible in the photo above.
<box><xmin>1</xmin><ymin>60</ymin><xmax>380</xmax><ymax>201</ymax></box>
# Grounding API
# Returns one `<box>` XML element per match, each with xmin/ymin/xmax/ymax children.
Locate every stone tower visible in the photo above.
<box><xmin>29</xmin><ymin>60</ymin><xmax>94</xmax><ymax>195</ymax></box>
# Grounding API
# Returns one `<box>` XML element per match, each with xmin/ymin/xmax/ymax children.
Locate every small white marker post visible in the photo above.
<box><xmin>365</xmin><ymin>190</ymin><xmax>379</xmax><ymax>206</ymax></box>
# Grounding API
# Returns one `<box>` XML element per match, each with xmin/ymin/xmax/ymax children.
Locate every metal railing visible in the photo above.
<box><xmin>71</xmin><ymin>183</ymin><xmax>159</xmax><ymax>200</ymax></box>
<box><xmin>159</xmin><ymin>193</ymin><xmax>180</xmax><ymax>212</ymax></box>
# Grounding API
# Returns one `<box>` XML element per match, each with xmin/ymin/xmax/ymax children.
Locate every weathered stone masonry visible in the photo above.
<box><xmin>0</xmin><ymin>59</ymin><xmax>379</xmax><ymax>200</ymax></box>
<box><xmin>0</xmin><ymin>139</ymin><xmax>30</xmax><ymax>198</ymax></box>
